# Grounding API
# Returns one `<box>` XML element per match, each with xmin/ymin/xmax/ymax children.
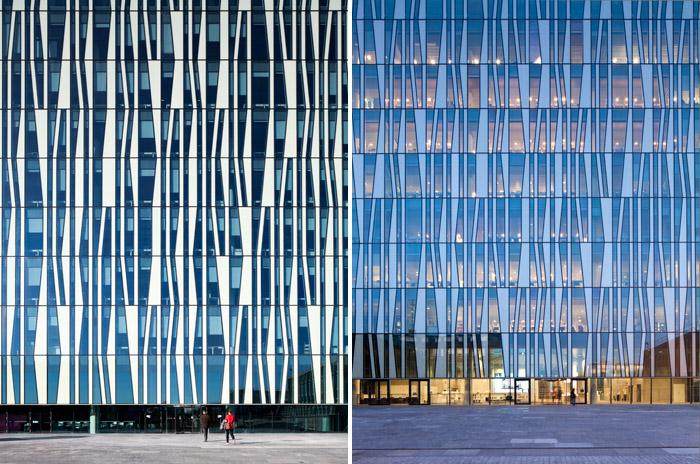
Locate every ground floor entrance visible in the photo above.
<box><xmin>409</xmin><ymin>379</ymin><xmax>430</xmax><ymax>405</ymax></box>
<box><xmin>354</xmin><ymin>377</ymin><xmax>700</xmax><ymax>406</ymax></box>
<box><xmin>514</xmin><ymin>378</ymin><xmax>530</xmax><ymax>404</ymax></box>
<box><xmin>532</xmin><ymin>378</ymin><xmax>587</xmax><ymax>404</ymax></box>
<box><xmin>0</xmin><ymin>405</ymin><xmax>348</xmax><ymax>432</ymax></box>
<box><xmin>358</xmin><ymin>379</ymin><xmax>431</xmax><ymax>405</ymax></box>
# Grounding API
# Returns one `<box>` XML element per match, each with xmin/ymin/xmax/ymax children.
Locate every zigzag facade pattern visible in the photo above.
<box><xmin>0</xmin><ymin>0</ymin><xmax>348</xmax><ymax>406</ymax></box>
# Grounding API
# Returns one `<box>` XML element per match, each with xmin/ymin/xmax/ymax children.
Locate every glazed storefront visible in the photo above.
<box><xmin>0</xmin><ymin>405</ymin><xmax>348</xmax><ymax>433</ymax></box>
<box><xmin>354</xmin><ymin>378</ymin><xmax>700</xmax><ymax>406</ymax></box>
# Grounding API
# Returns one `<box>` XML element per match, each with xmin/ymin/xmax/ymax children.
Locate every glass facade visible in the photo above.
<box><xmin>0</xmin><ymin>404</ymin><xmax>347</xmax><ymax>433</ymax></box>
<box><xmin>0</xmin><ymin>0</ymin><xmax>348</xmax><ymax>430</ymax></box>
<box><xmin>352</xmin><ymin>0</ymin><xmax>700</xmax><ymax>405</ymax></box>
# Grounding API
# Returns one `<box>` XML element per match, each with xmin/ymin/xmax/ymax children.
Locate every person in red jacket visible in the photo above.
<box><xmin>224</xmin><ymin>410</ymin><xmax>236</xmax><ymax>444</ymax></box>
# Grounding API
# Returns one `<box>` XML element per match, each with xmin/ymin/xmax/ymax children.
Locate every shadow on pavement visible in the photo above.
<box><xmin>0</xmin><ymin>435</ymin><xmax>90</xmax><ymax>442</ymax></box>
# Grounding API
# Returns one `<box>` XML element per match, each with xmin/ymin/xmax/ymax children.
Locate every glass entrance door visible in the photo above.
<box><xmin>377</xmin><ymin>380</ymin><xmax>390</xmax><ymax>404</ymax></box>
<box><xmin>142</xmin><ymin>407</ymin><xmax>163</xmax><ymax>432</ymax></box>
<box><xmin>571</xmin><ymin>378</ymin><xmax>587</xmax><ymax>404</ymax></box>
<box><xmin>389</xmin><ymin>380</ymin><xmax>410</xmax><ymax>404</ymax></box>
<box><xmin>359</xmin><ymin>380</ymin><xmax>390</xmax><ymax>405</ymax></box>
<box><xmin>359</xmin><ymin>380</ymin><xmax>376</xmax><ymax>404</ymax></box>
<box><xmin>535</xmin><ymin>379</ymin><xmax>566</xmax><ymax>404</ymax></box>
<box><xmin>170</xmin><ymin>406</ymin><xmax>199</xmax><ymax>432</ymax></box>
<box><xmin>515</xmin><ymin>378</ymin><xmax>531</xmax><ymax>404</ymax></box>
<box><xmin>409</xmin><ymin>379</ymin><xmax>430</xmax><ymax>405</ymax></box>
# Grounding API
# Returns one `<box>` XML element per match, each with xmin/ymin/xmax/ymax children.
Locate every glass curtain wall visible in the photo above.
<box><xmin>0</xmin><ymin>0</ymin><xmax>349</xmax><ymax>431</ymax></box>
<box><xmin>352</xmin><ymin>0</ymin><xmax>699</xmax><ymax>405</ymax></box>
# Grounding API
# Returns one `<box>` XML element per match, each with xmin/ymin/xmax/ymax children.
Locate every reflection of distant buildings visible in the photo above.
<box><xmin>640</xmin><ymin>332</ymin><xmax>696</xmax><ymax>377</ymax></box>
<box><xmin>296</xmin><ymin>357</ymin><xmax>344</xmax><ymax>405</ymax></box>
<box><xmin>355</xmin><ymin>332</ymin><xmax>700</xmax><ymax>380</ymax></box>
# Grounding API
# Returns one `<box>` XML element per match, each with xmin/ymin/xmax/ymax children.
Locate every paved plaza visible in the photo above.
<box><xmin>353</xmin><ymin>405</ymin><xmax>700</xmax><ymax>464</ymax></box>
<box><xmin>0</xmin><ymin>432</ymin><xmax>348</xmax><ymax>464</ymax></box>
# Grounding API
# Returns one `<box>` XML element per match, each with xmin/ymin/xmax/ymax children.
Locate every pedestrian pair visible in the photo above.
<box><xmin>201</xmin><ymin>408</ymin><xmax>236</xmax><ymax>444</ymax></box>
<box><xmin>220</xmin><ymin>410</ymin><xmax>236</xmax><ymax>444</ymax></box>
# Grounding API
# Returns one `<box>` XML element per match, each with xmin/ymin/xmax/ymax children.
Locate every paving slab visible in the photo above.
<box><xmin>353</xmin><ymin>405</ymin><xmax>700</xmax><ymax>464</ymax></box>
<box><xmin>0</xmin><ymin>432</ymin><xmax>348</xmax><ymax>464</ymax></box>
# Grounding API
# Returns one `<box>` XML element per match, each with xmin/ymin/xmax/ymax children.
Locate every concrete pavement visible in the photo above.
<box><xmin>353</xmin><ymin>405</ymin><xmax>700</xmax><ymax>463</ymax></box>
<box><xmin>0</xmin><ymin>432</ymin><xmax>348</xmax><ymax>463</ymax></box>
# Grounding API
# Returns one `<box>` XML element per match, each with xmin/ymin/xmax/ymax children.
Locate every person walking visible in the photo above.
<box><xmin>200</xmin><ymin>408</ymin><xmax>210</xmax><ymax>442</ymax></box>
<box><xmin>570</xmin><ymin>388</ymin><xmax>577</xmax><ymax>406</ymax></box>
<box><xmin>224</xmin><ymin>409</ymin><xmax>236</xmax><ymax>444</ymax></box>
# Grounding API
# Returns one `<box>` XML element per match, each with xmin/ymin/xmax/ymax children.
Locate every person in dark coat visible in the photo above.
<box><xmin>200</xmin><ymin>408</ymin><xmax>210</xmax><ymax>441</ymax></box>
<box><xmin>570</xmin><ymin>388</ymin><xmax>577</xmax><ymax>405</ymax></box>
